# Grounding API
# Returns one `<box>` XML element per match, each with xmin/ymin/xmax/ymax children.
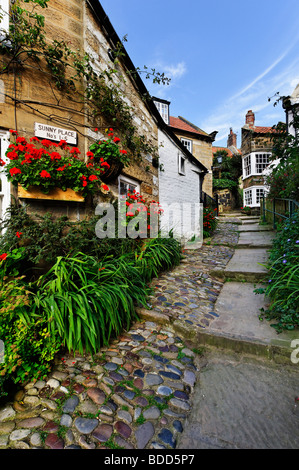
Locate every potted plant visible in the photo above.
<box><xmin>3</xmin><ymin>130</ymin><xmax>111</xmax><ymax>200</ymax></box>
<box><xmin>240</xmin><ymin>205</ymin><xmax>251</xmax><ymax>215</ymax></box>
<box><xmin>89</xmin><ymin>128</ymin><xmax>130</xmax><ymax>183</ymax></box>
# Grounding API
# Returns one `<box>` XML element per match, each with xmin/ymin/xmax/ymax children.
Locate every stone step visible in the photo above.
<box><xmin>194</xmin><ymin>282</ymin><xmax>298</xmax><ymax>362</ymax></box>
<box><xmin>238</xmin><ymin>224</ymin><xmax>272</xmax><ymax>232</ymax></box>
<box><xmin>210</xmin><ymin>248</ymin><xmax>269</xmax><ymax>282</ymax></box>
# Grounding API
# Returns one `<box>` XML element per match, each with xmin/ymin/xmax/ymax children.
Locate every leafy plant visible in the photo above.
<box><xmin>203</xmin><ymin>207</ymin><xmax>218</xmax><ymax>238</ymax></box>
<box><xmin>135</xmin><ymin>236</ymin><xmax>181</xmax><ymax>282</ymax></box>
<box><xmin>89</xmin><ymin>128</ymin><xmax>130</xmax><ymax>168</ymax></box>
<box><xmin>0</xmin><ymin>274</ymin><xmax>60</xmax><ymax>387</ymax></box>
<box><xmin>256</xmin><ymin>212</ymin><xmax>299</xmax><ymax>331</ymax></box>
<box><xmin>32</xmin><ymin>252</ymin><xmax>150</xmax><ymax>354</ymax></box>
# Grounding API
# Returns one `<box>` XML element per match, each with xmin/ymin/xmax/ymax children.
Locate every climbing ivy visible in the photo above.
<box><xmin>0</xmin><ymin>0</ymin><xmax>169</xmax><ymax>161</ymax></box>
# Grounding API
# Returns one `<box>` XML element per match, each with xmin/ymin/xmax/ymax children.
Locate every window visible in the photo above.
<box><xmin>243</xmin><ymin>152</ymin><xmax>271</xmax><ymax>178</ymax></box>
<box><xmin>153</xmin><ymin>100</ymin><xmax>169</xmax><ymax>124</ymax></box>
<box><xmin>255</xmin><ymin>153</ymin><xmax>269</xmax><ymax>173</ymax></box>
<box><xmin>181</xmin><ymin>138</ymin><xmax>192</xmax><ymax>153</ymax></box>
<box><xmin>243</xmin><ymin>155</ymin><xmax>251</xmax><ymax>177</ymax></box>
<box><xmin>243</xmin><ymin>186</ymin><xmax>266</xmax><ymax>207</ymax></box>
<box><xmin>255</xmin><ymin>188</ymin><xmax>264</xmax><ymax>204</ymax></box>
<box><xmin>244</xmin><ymin>189</ymin><xmax>252</xmax><ymax>206</ymax></box>
<box><xmin>118</xmin><ymin>175</ymin><xmax>140</xmax><ymax>198</ymax></box>
<box><xmin>178</xmin><ymin>154</ymin><xmax>186</xmax><ymax>175</ymax></box>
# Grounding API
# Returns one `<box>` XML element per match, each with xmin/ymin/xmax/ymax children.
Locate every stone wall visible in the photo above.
<box><xmin>0</xmin><ymin>0</ymin><xmax>159</xmax><ymax>219</ymax></box>
<box><xmin>241</xmin><ymin>129</ymin><xmax>273</xmax><ymax>155</ymax></box>
<box><xmin>214</xmin><ymin>188</ymin><xmax>237</xmax><ymax>212</ymax></box>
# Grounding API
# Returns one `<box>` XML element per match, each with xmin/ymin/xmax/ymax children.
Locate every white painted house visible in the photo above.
<box><xmin>152</xmin><ymin>98</ymin><xmax>208</xmax><ymax>243</ymax></box>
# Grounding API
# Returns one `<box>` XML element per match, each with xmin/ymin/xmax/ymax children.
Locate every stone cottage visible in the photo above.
<box><xmin>0</xmin><ymin>0</ymin><xmax>162</xmax><ymax>222</ymax></box>
<box><xmin>241</xmin><ymin>110</ymin><xmax>274</xmax><ymax>211</ymax></box>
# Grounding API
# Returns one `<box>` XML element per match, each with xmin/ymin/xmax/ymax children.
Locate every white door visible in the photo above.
<box><xmin>0</xmin><ymin>130</ymin><xmax>11</xmax><ymax>223</ymax></box>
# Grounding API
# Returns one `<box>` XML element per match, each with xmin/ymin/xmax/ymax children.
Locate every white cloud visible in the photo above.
<box><xmin>202</xmin><ymin>51</ymin><xmax>299</xmax><ymax>147</ymax></box>
<box><xmin>145</xmin><ymin>61</ymin><xmax>187</xmax><ymax>99</ymax></box>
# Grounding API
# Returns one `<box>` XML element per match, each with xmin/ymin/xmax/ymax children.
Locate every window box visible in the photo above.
<box><xmin>17</xmin><ymin>185</ymin><xmax>85</xmax><ymax>202</ymax></box>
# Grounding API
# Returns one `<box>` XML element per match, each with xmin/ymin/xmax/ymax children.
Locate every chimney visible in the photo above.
<box><xmin>246</xmin><ymin>110</ymin><xmax>255</xmax><ymax>128</ymax></box>
<box><xmin>227</xmin><ymin>128</ymin><xmax>237</xmax><ymax>147</ymax></box>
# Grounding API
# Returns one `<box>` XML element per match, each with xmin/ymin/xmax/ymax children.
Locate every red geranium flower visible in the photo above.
<box><xmin>40</xmin><ymin>170</ymin><xmax>51</xmax><ymax>178</ymax></box>
<box><xmin>0</xmin><ymin>253</ymin><xmax>7</xmax><ymax>261</ymax></box>
<box><xmin>88</xmin><ymin>175</ymin><xmax>98</xmax><ymax>181</ymax></box>
<box><xmin>9</xmin><ymin>167</ymin><xmax>21</xmax><ymax>176</ymax></box>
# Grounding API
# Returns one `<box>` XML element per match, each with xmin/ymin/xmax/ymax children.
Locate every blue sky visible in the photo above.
<box><xmin>99</xmin><ymin>0</ymin><xmax>299</xmax><ymax>148</ymax></box>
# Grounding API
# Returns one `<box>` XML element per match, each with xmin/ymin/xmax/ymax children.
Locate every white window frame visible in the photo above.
<box><xmin>243</xmin><ymin>185</ymin><xmax>266</xmax><ymax>207</ymax></box>
<box><xmin>255</xmin><ymin>153</ymin><xmax>270</xmax><ymax>174</ymax></box>
<box><xmin>0</xmin><ymin>130</ymin><xmax>11</xmax><ymax>224</ymax></box>
<box><xmin>181</xmin><ymin>138</ymin><xmax>192</xmax><ymax>154</ymax></box>
<box><xmin>243</xmin><ymin>154</ymin><xmax>252</xmax><ymax>178</ymax></box>
<box><xmin>118</xmin><ymin>175</ymin><xmax>140</xmax><ymax>199</ymax></box>
<box><xmin>242</xmin><ymin>152</ymin><xmax>272</xmax><ymax>179</ymax></box>
<box><xmin>153</xmin><ymin>100</ymin><xmax>169</xmax><ymax>124</ymax></box>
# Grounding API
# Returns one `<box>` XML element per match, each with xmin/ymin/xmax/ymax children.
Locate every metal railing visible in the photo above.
<box><xmin>261</xmin><ymin>196</ymin><xmax>299</xmax><ymax>229</ymax></box>
<box><xmin>201</xmin><ymin>191</ymin><xmax>219</xmax><ymax>216</ymax></box>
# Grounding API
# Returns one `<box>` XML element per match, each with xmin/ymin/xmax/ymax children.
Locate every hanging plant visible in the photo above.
<box><xmin>89</xmin><ymin>128</ymin><xmax>129</xmax><ymax>182</ymax></box>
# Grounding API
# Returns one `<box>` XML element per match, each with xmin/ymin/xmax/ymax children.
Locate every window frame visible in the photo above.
<box><xmin>242</xmin><ymin>152</ymin><xmax>271</xmax><ymax>179</ymax></box>
<box><xmin>180</xmin><ymin>138</ymin><xmax>192</xmax><ymax>154</ymax></box>
<box><xmin>118</xmin><ymin>175</ymin><xmax>140</xmax><ymax>199</ymax></box>
<box><xmin>243</xmin><ymin>185</ymin><xmax>266</xmax><ymax>207</ymax></box>
<box><xmin>178</xmin><ymin>154</ymin><xmax>186</xmax><ymax>176</ymax></box>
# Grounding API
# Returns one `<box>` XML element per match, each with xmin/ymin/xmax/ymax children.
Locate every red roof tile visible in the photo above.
<box><xmin>253</xmin><ymin>126</ymin><xmax>276</xmax><ymax>134</ymax></box>
<box><xmin>212</xmin><ymin>146</ymin><xmax>241</xmax><ymax>157</ymax></box>
<box><xmin>169</xmin><ymin>116</ymin><xmax>208</xmax><ymax>136</ymax></box>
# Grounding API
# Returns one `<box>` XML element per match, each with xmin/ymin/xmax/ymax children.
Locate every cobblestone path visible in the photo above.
<box><xmin>0</xmin><ymin>220</ymin><xmax>238</xmax><ymax>449</ymax></box>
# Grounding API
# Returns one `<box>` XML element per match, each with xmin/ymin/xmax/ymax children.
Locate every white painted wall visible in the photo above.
<box><xmin>158</xmin><ymin>128</ymin><xmax>202</xmax><ymax>242</ymax></box>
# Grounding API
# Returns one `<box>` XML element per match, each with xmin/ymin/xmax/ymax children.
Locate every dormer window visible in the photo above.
<box><xmin>181</xmin><ymin>138</ymin><xmax>192</xmax><ymax>153</ymax></box>
<box><xmin>153</xmin><ymin>97</ymin><xmax>170</xmax><ymax>125</ymax></box>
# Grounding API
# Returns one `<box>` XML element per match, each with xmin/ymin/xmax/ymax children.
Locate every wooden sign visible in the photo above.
<box><xmin>34</xmin><ymin>122</ymin><xmax>77</xmax><ymax>145</ymax></box>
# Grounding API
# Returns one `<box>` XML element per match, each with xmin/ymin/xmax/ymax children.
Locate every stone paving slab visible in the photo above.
<box><xmin>195</xmin><ymin>282</ymin><xmax>298</xmax><ymax>360</ymax></box>
<box><xmin>238</xmin><ymin>224</ymin><xmax>273</xmax><ymax>232</ymax></box>
<box><xmin>237</xmin><ymin>231</ymin><xmax>275</xmax><ymax>248</ymax></box>
<box><xmin>215</xmin><ymin>247</ymin><xmax>270</xmax><ymax>281</ymax></box>
<box><xmin>177</xmin><ymin>350</ymin><xmax>299</xmax><ymax>449</ymax></box>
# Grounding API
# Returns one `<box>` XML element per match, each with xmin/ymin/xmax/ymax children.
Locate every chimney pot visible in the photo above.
<box><xmin>227</xmin><ymin>127</ymin><xmax>237</xmax><ymax>147</ymax></box>
<box><xmin>246</xmin><ymin>110</ymin><xmax>255</xmax><ymax>128</ymax></box>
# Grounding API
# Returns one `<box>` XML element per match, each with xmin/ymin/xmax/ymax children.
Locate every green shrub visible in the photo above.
<box><xmin>32</xmin><ymin>252</ymin><xmax>150</xmax><ymax>354</ymax></box>
<box><xmin>0</xmin><ymin>276</ymin><xmax>61</xmax><ymax>390</ymax></box>
<box><xmin>135</xmin><ymin>236</ymin><xmax>182</xmax><ymax>282</ymax></box>
<box><xmin>256</xmin><ymin>212</ymin><xmax>299</xmax><ymax>331</ymax></box>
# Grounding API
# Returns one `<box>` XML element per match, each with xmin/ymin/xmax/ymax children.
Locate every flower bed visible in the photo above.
<box><xmin>203</xmin><ymin>207</ymin><xmax>218</xmax><ymax>238</ymax></box>
<box><xmin>0</xmin><ymin>194</ymin><xmax>180</xmax><ymax>399</ymax></box>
